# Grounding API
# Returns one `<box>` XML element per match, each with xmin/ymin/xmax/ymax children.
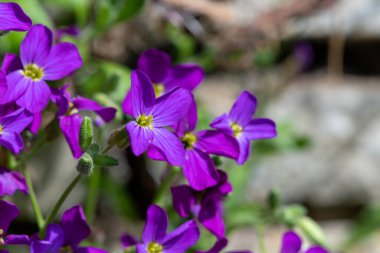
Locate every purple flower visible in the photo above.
<box><xmin>51</xmin><ymin>84</ymin><xmax>116</xmax><ymax>158</ymax></box>
<box><xmin>0</xmin><ymin>167</ymin><xmax>28</xmax><ymax>196</ymax></box>
<box><xmin>196</xmin><ymin>238</ymin><xmax>252</xmax><ymax>253</ymax></box>
<box><xmin>171</xmin><ymin>170</ymin><xmax>232</xmax><ymax>239</ymax></box>
<box><xmin>122</xmin><ymin>48</ymin><xmax>204</xmax><ymax>115</ymax></box>
<box><xmin>0</xmin><ymin>200</ymin><xmax>20</xmax><ymax>253</ymax></box>
<box><xmin>148</xmin><ymin>100</ymin><xmax>239</xmax><ymax>190</ymax></box>
<box><xmin>121</xmin><ymin>204</ymin><xmax>200</xmax><ymax>253</ymax></box>
<box><xmin>281</xmin><ymin>231</ymin><xmax>328</xmax><ymax>253</ymax></box>
<box><xmin>210</xmin><ymin>91</ymin><xmax>277</xmax><ymax>164</ymax></box>
<box><xmin>125</xmin><ymin>70</ymin><xmax>192</xmax><ymax>166</ymax></box>
<box><xmin>31</xmin><ymin>205</ymin><xmax>107</xmax><ymax>253</ymax></box>
<box><xmin>0</xmin><ymin>3</ymin><xmax>32</xmax><ymax>32</ymax></box>
<box><xmin>0</xmin><ymin>24</ymin><xmax>83</xmax><ymax>113</ymax></box>
<box><xmin>55</xmin><ymin>26</ymin><xmax>80</xmax><ymax>41</ymax></box>
<box><xmin>0</xmin><ymin>108</ymin><xmax>33</xmax><ymax>154</ymax></box>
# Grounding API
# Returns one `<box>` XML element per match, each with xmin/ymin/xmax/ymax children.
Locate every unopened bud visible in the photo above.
<box><xmin>107</xmin><ymin>126</ymin><xmax>130</xmax><ymax>149</ymax></box>
<box><xmin>298</xmin><ymin>217</ymin><xmax>328</xmax><ymax>248</ymax></box>
<box><xmin>76</xmin><ymin>153</ymin><xmax>94</xmax><ymax>176</ymax></box>
<box><xmin>79</xmin><ymin>117</ymin><xmax>93</xmax><ymax>151</ymax></box>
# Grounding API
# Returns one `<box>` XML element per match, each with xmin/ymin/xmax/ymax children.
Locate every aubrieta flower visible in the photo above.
<box><xmin>0</xmin><ymin>108</ymin><xmax>33</xmax><ymax>154</ymax></box>
<box><xmin>126</xmin><ymin>70</ymin><xmax>192</xmax><ymax>166</ymax></box>
<box><xmin>0</xmin><ymin>3</ymin><xmax>32</xmax><ymax>32</ymax></box>
<box><xmin>210</xmin><ymin>91</ymin><xmax>277</xmax><ymax>164</ymax></box>
<box><xmin>171</xmin><ymin>170</ymin><xmax>232</xmax><ymax>239</ymax></box>
<box><xmin>122</xmin><ymin>48</ymin><xmax>204</xmax><ymax>115</ymax></box>
<box><xmin>0</xmin><ymin>167</ymin><xmax>28</xmax><ymax>196</ymax></box>
<box><xmin>31</xmin><ymin>205</ymin><xmax>107</xmax><ymax>253</ymax></box>
<box><xmin>196</xmin><ymin>238</ymin><xmax>251</xmax><ymax>253</ymax></box>
<box><xmin>0</xmin><ymin>200</ymin><xmax>20</xmax><ymax>253</ymax></box>
<box><xmin>51</xmin><ymin>84</ymin><xmax>116</xmax><ymax>158</ymax></box>
<box><xmin>0</xmin><ymin>24</ymin><xmax>83</xmax><ymax>113</ymax></box>
<box><xmin>280</xmin><ymin>231</ymin><xmax>328</xmax><ymax>253</ymax></box>
<box><xmin>121</xmin><ymin>204</ymin><xmax>200</xmax><ymax>253</ymax></box>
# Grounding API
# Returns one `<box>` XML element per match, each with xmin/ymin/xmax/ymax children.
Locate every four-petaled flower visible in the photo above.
<box><xmin>211</xmin><ymin>91</ymin><xmax>277</xmax><ymax>164</ymax></box>
<box><xmin>0</xmin><ymin>3</ymin><xmax>32</xmax><ymax>32</ymax></box>
<box><xmin>126</xmin><ymin>70</ymin><xmax>192</xmax><ymax>166</ymax></box>
<box><xmin>0</xmin><ymin>24</ymin><xmax>82</xmax><ymax>113</ymax></box>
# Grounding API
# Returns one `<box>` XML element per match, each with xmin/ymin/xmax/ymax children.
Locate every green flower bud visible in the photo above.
<box><xmin>279</xmin><ymin>204</ymin><xmax>306</xmax><ymax>227</ymax></box>
<box><xmin>298</xmin><ymin>217</ymin><xmax>328</xmax><ymax>248</ymax></box>
<box><xmin>76</xmin><ymin>153</ymin><xmax>94</xmax><ymax>176</ymax></box>
<box><xmin>79</xmin><ymin>117</ymin><xmax>93</xmax><ymax>151</ymax></box>
<box><xmin>107</xmin><ymin>126</ymin><xmax>130</xmax><ymax>149</ymax></box>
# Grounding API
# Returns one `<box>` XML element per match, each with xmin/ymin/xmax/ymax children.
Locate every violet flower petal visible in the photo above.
<box><xmin>199</xmin><ymin>198</ymin><xmax>225</xmax><ymax>239</ymax></box>
<box><xmin>138</xmin><ymin>49</ymin><xmax>171</xmax><ymax>84</ymax></box>
<box><xmin>0</xmin><ymin>3</ymin><xmax>32</xmax><ymax>32</ymax></box>
<box><xmin>161</xmin><ymin>220</ymin><xmax>200</xmax><ymax>252</ymax></box>
<box><xmin>151</xmin><ymin>128</ymin><xmax>185</xmax><ymax>167</ymax></box>
<box><xmin>72</xmin><ymin>97</ymin><xmax>116</xmax><ymax>122</ymax></box>
<box><xmin>228</xmin><ymin>91</ymin><xmax>257</xmax><ymax>127</ymax></box>
<box><xmin>146</xmin><ymin>145</ymin><xmax>166</xmax><ymax>161</ymax></box>
<box><xmin>142</xmin><ymin>205</ymin><xmax>168</xmax><ymax>244</ymax></box>
<box><xmin>0</xmin><ymin>71</ymin><xmax>6</xmax><ymax>95</ymax></box>
<box><xmin>74</xmin><ymin>247</ymin><xmax>109</xmax><ymax>253</ymax></box>
<box><xmin>59</xmin><ymin>114</ymin><xmax>83</xmax><ymax>159</ymax></box>
<box><xmin>196</xmin><ymin>238</ymin><xmax>228</xmax><ymax>253</ymax></box>
<box><xmin>126</xmin><ymin>121</ymin><xmax>154</xmax><ymax>156</ymax></box>
<box><xmin>120</xmin><ymin>233</ymin><xmax>138</xmax><ymax>248</ymax></box>
<box><xmin>51</xmin><ymin>84</ymin><xmax>70</xmax><ymax>117</ymax></box>
<box><xmin>136</xmin><ymin>244</ymin><xmax>149</xmax><ymax>253</ymax></box>
<box><xmin>183</xmin><ymin>148</ymin><xmax>219</xmax><ymax>190</ymax></box>
<box><xmin>29</xmin><ymin>112</ymin><xmax>42</xmax><ymax>134</ymax></box>
<box><xmin>163</xmin><ymin>64</ymin><xmax>204</xmax><ymax>91</ymax></box>
<box><xmin>1</xmin><ymin>71</ymin><xmax>28</xmax><ymax>105</ymax></box>
<box><xmin>42</xmin><ymin>42</ymin><xmax>83</xmax><ymax>80</ymax></box>
<box><xmin>130</xmin><ymin>70</ymin><xmax>155</xmax><ymax>118</ymax></box>
<box><xmin>121</xmin><ymin>89</ymin><xmax>133</xmax><ymax>116</ymax></box>
<box><xmin>244</xmin><ymin>119</ymin><xmax>277</xmax><ymax>140</ymax></box>
<box><xmin>195</xmin><ymin>130</ymin><xmax>239</xmax><ymax>159</ymax></box>
<box><xmin>210</xmin><ymin>114</ymin><xmax>233</xmax><ymax>136</ymax></box>
<box><xmin>0</xmin><ymin>200</ymin><xmax>19</xmax><ymax>233</ymax></box>
<box><xmin>0</xmin><ymin>108</ymin><xmax>33</xmax><ymax>133</ymax></box>
<box><xmin>280</xmin><ymin>231</ymin><xmax>302</xmax><ymax>253</ymax></box>
<box><xmin>304</xmin><ymin>247</ymin><xmax>329</xmax><ymax>253</ymax></box>
<box><xmin>0</xmin><ymin>166</ymin><xmax>28</xmax><ymax>196</ymax></box>
<box><xmin>171</xmin><ymin>185</ymin><xmax>196</xmax><ymax>218</ymax></box>
<box><xmin>16</xmin><ymin>79</ymin><xmax>51</xmax><ymax>113</ymax></box>
<box><xmin>0</xmin><ymin>132</ymin><xmax>24</xmax><ymax>154</ymax></box>
<box><xmin>4</xmin><ymin>234</ymin><xmax>31</xmax><ymax>245</ymax></box>
<box><xmin>20</xmin><ymin>24</ymin><xmax>52</xmax><ymax>67</ymax></box>
<box><xmin>1</xmin><ymin>53</ymin><xmax>22</xmax><ymax>74</ymax></box>
<box><xmin>235</xmin><ymin>136</ymin><xmax>251</xmax><ymax>165</ymax></box>
<box><xmin>61</xmin><ymin>205</ymin><xmax>91</xmax><ymax>249</ymax></box>
<box><xmin>175</xmin><ymin>99</ymin><xmax>197</xmax><ymax>136</ymax></box>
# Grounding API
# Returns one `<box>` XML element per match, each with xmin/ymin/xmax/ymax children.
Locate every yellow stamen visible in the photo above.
<box><xmin>0</xmin><ymin>125</ymin><xmax>3</xmax><ymax>134</ymax></box>
<box><xmin>153</xmin><ymin>84</ymin><xmax>165</xmax><ymax>97</ymax></box>
<box><xmin>0</xmin><ymin>229</ymin><xmax>3</xmax><ymax>235</ymax></box>
<box><xmin>136</xmin><ymin>115</ymin><xmax>153</xmax><ymax>128</ymax></box>
<box><xmin>181</xmin><ymin>132</ymin><xmax>197</xmax><ymax>149</ymax></box>
<box><xmin>23</xmin><ymin>64</ymin><xmax>44</xmax><ymax>81</ymax></box>
<box><xmin>147</xmin><ymin>242</ymin><xmax>163</xmax><ymax>253</ymax></box>
<box><xmin>231</xmin><ymin>122</ymin><xmax>243</xmax><ymax>137</ymax></box>
<box><xmin>67</xmin><ymin>102</ymin><xmax>79</xmax><ymax>115</ymax></box>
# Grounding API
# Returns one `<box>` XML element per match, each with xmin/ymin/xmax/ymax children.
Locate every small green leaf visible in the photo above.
<box><xmin>94</xmin><ymin>155</ymin><xmax>119</xmax><ymax>167</ymax></box>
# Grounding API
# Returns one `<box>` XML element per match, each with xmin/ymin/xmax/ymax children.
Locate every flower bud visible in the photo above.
<box><xmin>76</xmin><ymin>153</ymin><xmax>94</xmax><ymax>176</ymax></box>
<box><xmin>107</xmin><ymin>126</ymin><xmax>130</xmax><ymax>149</ymax></box>
<box><xmin>79</xmin><ymin>117</ymin><xmax>93</xmax><ymax>151</ymax></box>
<box><xmin>279</xmin><ymin>204</ymin><xmax>306</xmax><ymax>227</ymax></box>
<box><xmin>298</xmin><ymin>217</ymin><xmax>328</xmax><ymax>247</ymax></box>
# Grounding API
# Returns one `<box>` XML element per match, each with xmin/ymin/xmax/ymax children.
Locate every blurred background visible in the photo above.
<box><xmin>2</xmin><ymin>0</ymin><xmax>380</xmax><ymax>252</ymax></box>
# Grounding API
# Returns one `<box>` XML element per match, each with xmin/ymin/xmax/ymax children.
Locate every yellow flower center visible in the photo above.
<box><xmin>67</xmin><ymin>102</ymin><xmax>78</xmax><ymax>115</ymax></box>
<box><xmin>153</xmin><ymin>84</ymin><xmax>165</xmax><ymax>97</ymax></box>
<box><xmin>23</xmin><ymin>64</ymin><xmax>44</xmax><ymax>81</ymax></box>
<box><xmin>0</xmin><ymin>125</ymin><xmax>3</xmax><ymax>134</ymax></box>
<box><xmin>147</xmin><ymin>242</ymin><xmax>163</xmax><ymax>253</ymax></box>
<box><xmin>181</xmin><ymin>132</ymin><xmax>197</xmax><ymax>149</ymax></box>
<box><xmin>136</xmin><ymin>115</ymin><xmax>153</xmax><ymax>128</ymax></box>
<box><xmin>231</xmin><ymin>122</ymin><xmax>243</xmax><ymax>137</ymax></box>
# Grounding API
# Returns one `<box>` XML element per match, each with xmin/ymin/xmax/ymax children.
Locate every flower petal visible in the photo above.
<box><xmin>152</xmin><ymin>87</ymin><xmax>192</xmax><ymax>127</ymax></box>
<box><xmin>151</xmin><ymin>128</ymin><xmax>185</xmax><ymax>166</ymax></box>
<box><xmin>280</xmin><ymin>231</ymin><xmax>302</xmax><ymax>253</ymax></box>
<box><xmin>138</xmin><ymin>49</ymin><xmax>171</xmax><ymax>83</ymax></box>
<box><xmin>146</xmin><ymin>145</ymin><xmax>166</xmax><ymax>161</ymax></box>
<box><xmin>142</xmin><ymin>205</ymin><xmax>168</xmax><ymax>244</ymax></box>
<box><xmin>244</xmin><ymin>118</ymin><xmax>277</xmax><ymax>140</ymax></box>
<box><xmin>175</xmin><ymin>99</ymin><xmax>197</xmax><ymax>136</ymax></box>
<box><xmin>210</xmin><ymin>114</ymin><xmax>233</xmax><ymax>136</ymax></box>
<box><xmin>16</xmin><ymin>79</ymin><xmax>51</xmax><ymax>113</ymax></box>
<box><xmin>126</xmin><ymin>121</ymin><xmax>154</xmax><ymax>156</ymax></box>
<box><xmin>74</xmin><ymin>247</ymin><xmax>109</xmax><ymax>253</ymax></box>
<box><xmin>0</xmin><ymin>71</ymin><xmax>28</xmax><ymax>105</ymax></box>
<box><xmin>51</xmin><ymin>84</ymin><xmax>70</xmax><ymax>116</ymax></box>
<box><xmin>73</xmin><ymin>97</ymin><xmax>116</xmax><ymax>122</ymax></box>
<box><xmin>21</xmin><ymin>24</ymin><xmax>52</xmax><ymax>66</ymax></box>
<box><xmin>171</xmin><ymin>185</ymin><xmax>196</xmax><ymax>217</ymax></box>
<box><xmin>0</xmin><ymin>132</ymin><xmax>24</xmax><ymax>154</ymax></box>
<box><xmin>199</xmin><ymin>198</ymin><xmax>225</xmax><ymax>239</ymax></box>
<box><xmin>59</xmin><ymin>114</ymin><xmax>83</xmax><ymax>159</ymax></box>
<box><xmin>236</xmin><ymin>136</ymin><xmax>250</xmax><ymax>165</ymax></box>
<box><xmin>0</xmin><ymin>108</ymin><xmax>33</xmax><ymax>133</ymax></box>
<box><xmin>229</xmin><ymin>91</ymin><xmax>257</xmax><ymax>127</ymax></box>
<box><xmin>120</xmin><ymin>233</ymin><xmax>138</xmax><ymax>248</ymax></box>
<box><xmin>4</xmin><ymin>234</ymin><xmax>31</xmax><ymax>245</ymax></box>
<box><xmin>0</xmin><ymin>71</ymin><xmax>6</xmax><ymax>95</ymax></box>
<box><xmin>136</xmin><ymin>244</ymin><xmax>149</xmax><ymax>253</ymax></box>
<box><xmin>43</xmin><ymin>42</ymin><xmax>83</xmax><ymax>80</ymax></box>
<box><xmin>1</xmin><ymin>53</ymin><xmax>23</xmax><ymax>74</ymax></box>
<box><xmin>61</xmin><ymin>205</ymin><xmax>91</xmax><ymax>249</ymax></box>
<box><xmin>32</xmin><ymin>224</ymin><xmax>64</xmax><ymax>253</ymax></box>
<box><xmin>0</xmin><ymin>200</ymin><xmax>19</xmax><ymax>233</ymax></box>
<box><xmin>163</xmin><ymin>64</ymin><xmax>204</xmax><ymax>91</ymax></box>
<box><xmin>196</xmin><ymin>130</ymin><xmax>239</xmax><ymax>159</ymax></box>
<box><xmin>130</xmin><ymin>70</ymin><xmax>155</xmax><ymax>117</ymax></box>
<box><xmin>29</xmin><ymin>112</ymin><xmax>42</xmax><ymax>134</ymax></box>
<box><xmin>162</xmin><ymin>220</ymin><xmax>200</xmax><ymax>252</ymax></box>
<box><xmin>0</xmin><ymin>3</ymin><xmax>32</xmax><ymax>31</ymax></box>
<box><xmin>121</xmin><ymin>90</ymin><xmax>133</xmax><ymax>116</ymax></box>
<box><xmin>0</xmin><ymin>167</ymin><xmax>28</xmax><ymax>196</ymax></box>
<box><xmin>183</xmin><ymin>149</ymin><xmax>219</xmax><ymax>190</ymax></box>
<box><xmin>304</xmin><ymin>246</ymin><xmax>329</xmax><ymax>253</ymax></box>
<box><xmin>195</xmin><ymin>238</ymin><xmax>228</xmax><ymax>253</ymax></box>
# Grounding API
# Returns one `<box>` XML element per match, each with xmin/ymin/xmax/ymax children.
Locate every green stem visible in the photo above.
<box><xmin>24</xmin><ymin>132</ymin><xmax>46</xmax><ymax>162</ymax></box>
<box><xmin>40</xmin><ymin>174</ymin><xmax>82</xmax><ymax>237</ymax></box>
<box><xmin>85</xmin><ymin>167</ymin><xmax>101</xmax><ymax>224</ymax></box>
<box><xmin>22</xmin><ymin>165</ymin><xmax>44</xmax><ymax>229</ymax></box>
<box><xmin>258</xmin><ymin>226</ymin><xmax>268</xmax><ymax>253</ymax></box>
<box><xmin>153</xmin><ymin>167</ymin><xmax>180</xmax><ymax>205</ymax></box>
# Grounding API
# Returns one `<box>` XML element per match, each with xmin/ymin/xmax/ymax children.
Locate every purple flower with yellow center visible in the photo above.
<box><xmin>126</xmin><ymin>70</ymin><xmax>192</xmax><ymax>166</ymax></box>
<box><xmin>0</xmin><ymin>167</ymin><xmax>28</xmax><ymax>196</ymax></box>
<box><xmin>0</xmin><ymin>108</ymin><xmax>33</xmax><ymax>154</ymax></box>
<box><xmin>0</xmin><ymin>24</ymin><xmax>83</xmax><ymax>113</ymax></box>
<box><xmin>122</xmin><ymin>48</ymin><xmax>204</xmax><ymax>115</ymax></box>
<box><xmin>280</xmin><ymin>231</ymin><xmax>328</xmax><ymax>253</ymax></box>
<box><xmin>210</xmin><ymin>91</ymin><xmax>277</xmax><ymax>164</ymax></box>
<box><xmin>51</xmin><ymin>84</ymin><xmax>116</xmax><ymax>158</ymax></box>
<box><xmin>0</xmin><ymin>200</ymin><xmax>20</xmax><ymax>253</ymax></box>
<box><xmin>171</xmin><ymin>170</ymin><xmax>232</xmax><ymax>239</ymax></box>
<box><xmin>196</xmin><ymin>238</ymin><xmax>252</xmax><ymax>253</ymax></box>
<box><xmin>31</xmin><ymin>205</ymin><xmax>107</xmax><ymax>253</ymax></box>
<box><xmin>121</xmin><ymin>204</ymin><xmax>200</xmax><ymax>253</ymax></box>
<box><xmin>148</xmin><ymin>101</ymin><xmax>239</xmax><ymax>190</ymax></box>
<box><xmin>0</xmin><ymin>3</ymin><xmax>32</xmax><ymax>32</ymax></box>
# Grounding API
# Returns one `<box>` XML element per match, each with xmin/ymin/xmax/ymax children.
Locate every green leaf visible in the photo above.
<box><xmin>116</xmin><ymin>0</ymin><xmax>145</xmax><ymax>21</ymax></box>
<box><xmin>93</xmin><ymin>155</ymin><xmax>119</xmax><ymax>167</ymax></box>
